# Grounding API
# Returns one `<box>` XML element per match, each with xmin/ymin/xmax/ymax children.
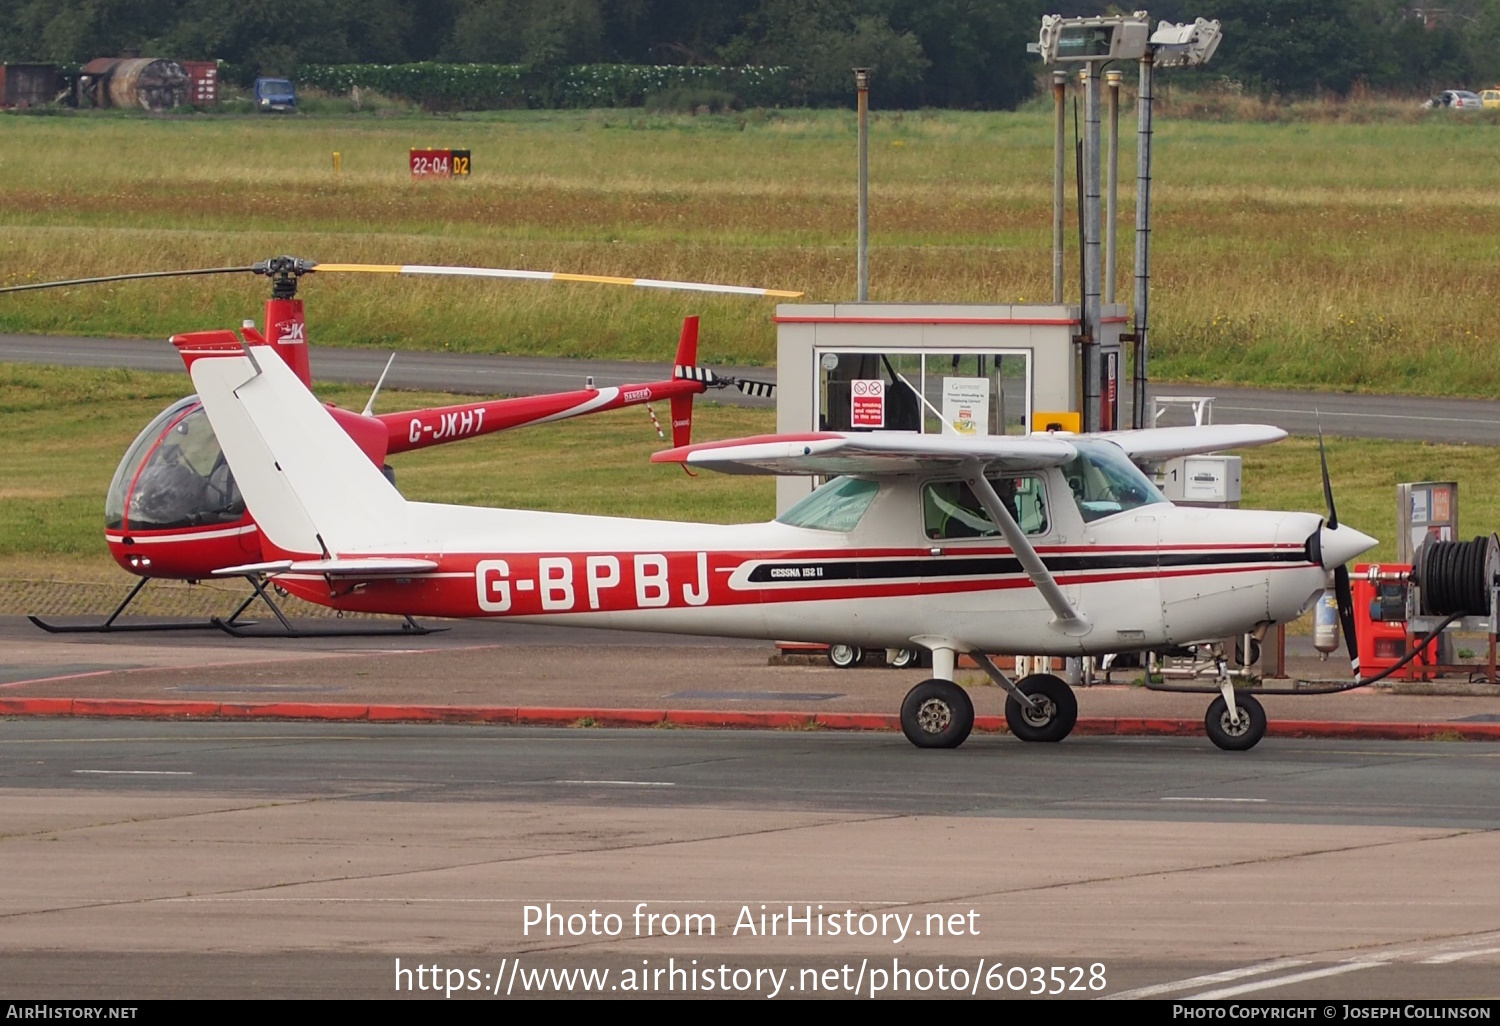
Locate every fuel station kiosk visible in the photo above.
<box><xmin>772</xmin><ymin>302</ymin><xmax>1130</xmax><ymax>514</ymax></box>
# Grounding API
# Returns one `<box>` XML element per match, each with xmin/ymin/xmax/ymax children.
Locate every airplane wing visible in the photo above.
<box><xmin>1095</xmin><ymin>424</ymin><xmax>1286</xmax><ymax>463</ymax></box>
<box><xmin>651</xmin><ymin>431</ymin><xmax>1079</xmax><ymax>476</ymax></box>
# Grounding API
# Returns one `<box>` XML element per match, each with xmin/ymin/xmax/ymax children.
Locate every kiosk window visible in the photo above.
<box><xmin>923</xmin><ymin>476</ymin><xmax>1048</xmax><ymax>540</ymax></box>
<box><xmin>816</xmin><ymin>350</ymin><xmax>1029</xmax><ymax>436</ymax></box>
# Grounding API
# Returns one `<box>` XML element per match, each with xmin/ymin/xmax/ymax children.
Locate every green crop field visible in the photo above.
<box><xmin>2</xmin><ymin>108</ymin><xmax>1499</xmax><ymax>392</ymax></box>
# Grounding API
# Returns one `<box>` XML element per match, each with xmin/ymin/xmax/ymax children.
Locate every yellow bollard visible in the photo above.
<box><xmin>332</xmin><ymin>151</ymin><xmax>342</xmax><ymax>174</ymax></box>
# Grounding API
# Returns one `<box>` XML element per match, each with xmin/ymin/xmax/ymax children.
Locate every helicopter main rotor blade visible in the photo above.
<box><xmin>0</xmin><ymin>266</ymin><xmax>259</xmax><ymax>295</ymax></box>
<box><xmin>310</xmin><ymin>263</ymin><xmax>803</xmax><ymax>298</ymax></box>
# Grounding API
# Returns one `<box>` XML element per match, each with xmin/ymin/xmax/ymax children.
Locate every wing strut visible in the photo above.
<box><xmin>963</xmin><ymin>461</ymin><xmax>1091</xmax><ymax>637</ymax></box>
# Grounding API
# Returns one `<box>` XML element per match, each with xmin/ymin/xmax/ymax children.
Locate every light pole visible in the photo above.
<box><xmin>855</xmin><ymin>68</ymin><xmax>870</xmax><ymax>302</ymax></box>
<box><xmin>1032</xmin><ymin>13</ymin><xmax>1221</xmax><ymax>431</ymax></box>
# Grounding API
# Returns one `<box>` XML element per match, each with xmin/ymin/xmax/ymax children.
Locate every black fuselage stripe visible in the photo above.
<box><xmin>746</xmin><ymin>551</ymin><xmax>1306</xmax><ymax>583</ymax></box>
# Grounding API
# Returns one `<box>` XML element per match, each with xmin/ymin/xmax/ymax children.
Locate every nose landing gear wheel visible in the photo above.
<box><xmin>1004</xmin><ymin>673</ymin><xmax>1079</xmax><ymax>743</ymax></box>
<box><xmin>827</xmin><ymin>644</ymin><xmax>865</xmax><ymax>669</ymax></box>
<box><xmin>1204</xmin><ymin>693</ymin><xmax>1267</xmax><ymax>751</ymax></box>
<box><xmin>900</xmin><ymin>679</ymin><xmax>975</xmax><ymax>749</ymax></box>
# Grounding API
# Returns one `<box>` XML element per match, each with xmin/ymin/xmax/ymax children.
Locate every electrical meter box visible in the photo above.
<box><xmin>1154</xmin><ymin>455</ymin><xmax>1241</xmax><ymax>507</ymax></box>
<box><xmin>1396</xmin><ymin>481</ymin><xmax>1458</xmax><ymax>564</ymax></box>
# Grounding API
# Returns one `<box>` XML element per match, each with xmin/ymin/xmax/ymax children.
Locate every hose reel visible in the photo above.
<box><xmin>1415</xmin><ymin>535</ymin><xmax>1500</xmax><ymax>618</ymax></box>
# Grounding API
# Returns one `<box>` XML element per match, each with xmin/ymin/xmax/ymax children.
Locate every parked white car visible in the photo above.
<box><xmin>1424</xmin><ymin>90</ymin><xmax>1484</xmax><ymax>109</ymax></box>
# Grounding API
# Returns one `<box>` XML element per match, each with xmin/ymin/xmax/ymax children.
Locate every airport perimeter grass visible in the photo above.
<box><xmin>3</xmin><ymin>108</ymin><xmax>1500</xmax><ymax>394</ymax></box>
<box><xmin>5</xmin><ymin>363</ymin><xmax>1500</xmax><ymax>617</ymax></box>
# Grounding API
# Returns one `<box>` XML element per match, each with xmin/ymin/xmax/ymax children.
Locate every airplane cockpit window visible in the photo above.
<box><xmin>105</xmin><ymin>398</ymin><xmax>245</xmax><ymax>532</ymax></box>
<box><xmin>923</xmin><ymin>476</ymin><xmax>1048</xmax><ymax>540</ymax></box>
<box><xmin>1063</xmin><ymin>440</ymin><xmax>1166</xmax><ymax>523</ymax></box>
<box><xmin>776</xmin><ymin>476</ymin><xmax>880</xmax><ymax>532</ymax></box>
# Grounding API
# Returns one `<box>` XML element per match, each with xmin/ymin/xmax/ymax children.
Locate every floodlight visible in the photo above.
<box><xmin>1036</xmin><ymin>13</ymin><xmax>1150</xmax><ymax>64</ymax></box>
<box><xmin>1149</xmin><ymin>18</ymin><xmax>1222</xmax><ymax>68</ymax></box>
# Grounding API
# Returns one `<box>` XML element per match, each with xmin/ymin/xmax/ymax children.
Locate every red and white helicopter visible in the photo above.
<box><xmin>6</xmin><ymin>256</ymin><xmax>786</xmax><ymax>635</ymax></box>
<box><xmin>175</xmin><ymin>334</ymin><xmax>1379</xmax><ymax>751</ymax></box>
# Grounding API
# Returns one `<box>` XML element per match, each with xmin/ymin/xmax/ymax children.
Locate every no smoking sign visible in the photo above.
<box><xmin>851</xmin><ymin>379</ymin><xmax>885</xmax><ymax>428</ymax></box>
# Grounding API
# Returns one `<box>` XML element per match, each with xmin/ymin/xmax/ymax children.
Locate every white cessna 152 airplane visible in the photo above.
<box><xmin>177</xmin><ymin>337</ymin><xmax>1377</xmax><ymax>752</ymax></box>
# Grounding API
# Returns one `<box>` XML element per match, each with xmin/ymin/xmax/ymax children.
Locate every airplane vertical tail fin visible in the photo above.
<box><xmin>670</xmin><ymin>315</ymin><xmax>699</xmax><ymax>448</ymax></box>
<box><xmin>176</xmin><ymin>339</ymin><xmax>406</xmax><ymax>559</ymax></box>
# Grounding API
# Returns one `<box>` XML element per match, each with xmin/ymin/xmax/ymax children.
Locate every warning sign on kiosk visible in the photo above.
<box><xmin>941</xmin><ymin>377</ymin><xmax>990</xmax><ymax>436</ymax></box>
<box><xmin>851</xmin><ymin>379</ymin><xmax>885</xmax><ymax>428</ymax></box>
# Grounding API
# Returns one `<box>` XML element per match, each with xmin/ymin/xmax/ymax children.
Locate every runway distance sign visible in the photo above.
<box><xmin>410</xmin><ymin>148</ymin><xmax>471</xmax><ymax>178</ymax></box>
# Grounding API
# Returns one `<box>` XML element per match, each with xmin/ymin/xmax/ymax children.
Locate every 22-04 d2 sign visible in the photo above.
<box><xmin>410</xmin><ymin>148</ymin><xmax>471</xmax><ymax>178</ymax></box>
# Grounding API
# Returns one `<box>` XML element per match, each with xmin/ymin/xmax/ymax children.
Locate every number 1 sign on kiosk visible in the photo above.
<box><xmin>410</xmin><ymin>148</ymin><xmax>471</xmax><ymax>178</ymax></box>
<box><xmin>851</xmin><ymin>379</ymin><xmax>885</xmax><ymax>428</ymax></box>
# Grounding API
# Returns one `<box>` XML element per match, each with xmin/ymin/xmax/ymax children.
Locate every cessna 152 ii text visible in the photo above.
<box><xmin>175</xmin><ymin>335</ymin><xmax>1378</xmax><ymax>751</ymax></box>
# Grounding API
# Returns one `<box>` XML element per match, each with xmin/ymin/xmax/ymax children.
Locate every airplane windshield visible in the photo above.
<box><xmin>776</xmin><ymin>476</ymin><xmax>879</xmax><ymax>532</ymax></box>
<box><xmin>105</xmin><ymin>398</ymin><xmax>244</xmax><ymax>532</ymax></box>
<box><xmin>1062</xmin><ymin>439</ymin><xmax>1167</xmax><ymax>523</ymax></box>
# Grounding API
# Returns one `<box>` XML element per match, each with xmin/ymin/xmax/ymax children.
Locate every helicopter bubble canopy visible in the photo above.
<box><xmin>105</xmin><ymin>395</ymin><xmax>245</xmax><ymax>532</ymax></box>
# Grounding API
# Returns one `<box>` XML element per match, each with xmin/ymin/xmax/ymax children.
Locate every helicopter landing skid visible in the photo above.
<box><xmin>27</xmin><ymin>578</ymin><xmax>213</xmax><ymax>633</ymax></box>
<box><xmin>28</xmin><ymin>575</ymin><xmax>443</xmax><ymax>638</ymax></box>
<box><xmin>208</xmin><ymin>575</ymin><xmax>444</xmax><ymax>638</ymax></box>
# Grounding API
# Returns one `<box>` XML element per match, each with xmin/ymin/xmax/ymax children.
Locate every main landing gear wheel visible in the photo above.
<box><xmin>900</xmin><ymin>679</ymin><xmax>975</xmax><ymax>749</ymax></box>
<box><xmin>1204</xmin><ymin>693</ymin><xmax>1267</xmax><ymax>751</ymax></box>
<box><xmin>827</xmin><ymin>644</ymin><xmax>864</xmax><ymax>669</ymax></box>
<box><xmin>887</xmin><ymin>647</ymin><xmax>921</xmax><ymax>669</ymax></box>
<box><xmin>1004</xmin><ymin>674</ymin><xmax>1079</xmax><ymax>743</ymax></box>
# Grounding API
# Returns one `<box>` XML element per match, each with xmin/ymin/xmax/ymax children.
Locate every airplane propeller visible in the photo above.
<box><xmin>1317</xmin><ymin>424</ymin><xmax>1363</xmax><ymax>676</ymax></box>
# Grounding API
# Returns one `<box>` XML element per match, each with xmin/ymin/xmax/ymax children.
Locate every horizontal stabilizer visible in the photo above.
<box><xmin>215</xmin><ymin>558</ymin><xmax>438</xmax><ymax>579</ymax></box>
<box><xmin>652</xmin><ymin>431</ymin><xmax>1078</xmax><ymax>477</ymax></box>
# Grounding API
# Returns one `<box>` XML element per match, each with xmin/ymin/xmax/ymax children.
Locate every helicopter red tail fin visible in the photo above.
<box><xmin>670</xmin><ymin>315</ymin><xmax>698</xmax><ymax>448</ymax></box>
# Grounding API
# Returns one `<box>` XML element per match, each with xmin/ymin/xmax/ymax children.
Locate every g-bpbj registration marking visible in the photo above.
<box><xmin>476</xmin><ymin>553</ymin><xmax>711</xmax><ymax>613</ymax></box>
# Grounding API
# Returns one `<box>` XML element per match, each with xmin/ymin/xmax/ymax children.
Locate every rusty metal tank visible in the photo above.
<box><xmin>105</xmin><ymin>58</ymin><xmax>189</xmax><ymax>111</ymax></box>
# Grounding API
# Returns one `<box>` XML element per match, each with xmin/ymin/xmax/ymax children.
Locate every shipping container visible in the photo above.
<box><xmin>178</xmin><ymin>60</ymin><xmax>218</xmax><ymax>104</ymax></box>
<box><xmin>0</xmin><ymin>64</ymin><xmax>58</xmax><ymax>108</ymax></box>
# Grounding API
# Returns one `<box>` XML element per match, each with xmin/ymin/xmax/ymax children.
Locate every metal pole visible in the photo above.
<box><xmin>1052</xmin><ymin>70</ymin><xmax>1066</xmax><ymax>304</ymax></box>
<box><xmin>1083</xmin><ymin>65</ymin><xmax>1102</xmax><ymax>434</ymax></box>
<box><xmin>1105</xmin><ymin>70</ymin><xmax>1121</xmax><ymax>305</ymax></box>
<box><xmin>1132</xmin><ymin>51</ymin><xmax>1154</xmax><ymax>429</ymax></box>
<box><xmin>855</xmin><ymin>68</ymin><xmax>870</xmax><ymax>303</ymax></box>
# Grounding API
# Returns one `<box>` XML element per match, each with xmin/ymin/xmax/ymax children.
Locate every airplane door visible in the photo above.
<box><xmin>1103</xmin><ymin>510</ymin><xmax>1164</xmax><ymax>651</ymax></box>
<box><xmin>919</xmin><ymin>474</ymin><xmax>1055</xmax><ymax>643</ymax></box>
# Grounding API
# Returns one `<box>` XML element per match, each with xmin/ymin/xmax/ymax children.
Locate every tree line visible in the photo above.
<box><xmin>0</xmin><ymin>0</ymin><xmax>1496</xmax><ymax>108</ymax></box>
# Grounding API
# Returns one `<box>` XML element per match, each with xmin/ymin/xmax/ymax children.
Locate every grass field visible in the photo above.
<box><xmin>1</xmin><ymin>108</ymin><xmax>1499</xmax><ymax>394</ymax></box>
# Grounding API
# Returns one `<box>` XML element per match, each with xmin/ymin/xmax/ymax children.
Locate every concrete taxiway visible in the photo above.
<box><xmin>3</xmin><ymin>615</ymin><xmax>1500</xmax><ymax>999</ymax></box>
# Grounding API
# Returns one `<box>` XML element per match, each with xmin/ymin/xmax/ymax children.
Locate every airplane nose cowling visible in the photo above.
<box><xmin>1320</xmin><ymin>524</ymin><xmax>1377</xmax><ymax>569</ymax></box>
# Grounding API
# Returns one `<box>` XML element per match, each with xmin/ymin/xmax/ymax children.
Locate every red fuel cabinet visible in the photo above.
<box><xmin>1352</xmin><ymin>563</ymin><xmax>1426</xmax><ymax>679</ymax></box>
